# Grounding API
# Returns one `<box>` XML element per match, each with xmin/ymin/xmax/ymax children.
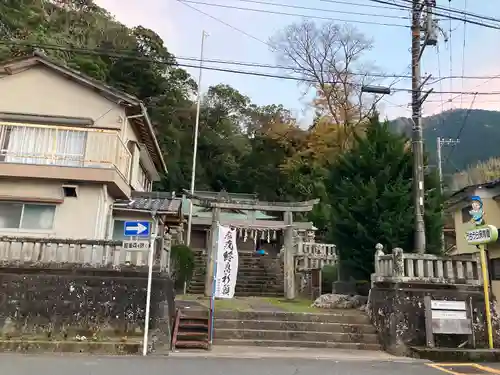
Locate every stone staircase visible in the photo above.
<box><xmin>188</xmin><ymin>250</ymin><xmax>284</xmax><ymax>297</ymax></box>
<box><xmin>213</xmin><ymin>310</ymin><xmax>380</xmax><ymax>350</ymax></box>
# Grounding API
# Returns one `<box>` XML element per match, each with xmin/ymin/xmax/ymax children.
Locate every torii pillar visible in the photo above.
<box><xmin>283</xmin><ymin>210</ymin><xmax>295</xmax><ymax>300</ymax></box>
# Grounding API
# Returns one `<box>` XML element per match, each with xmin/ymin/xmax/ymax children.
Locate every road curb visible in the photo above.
<box><xmin>168</xmin><ymin>350</ymin><xmax>428</xmax><ymax>362</ymax></box>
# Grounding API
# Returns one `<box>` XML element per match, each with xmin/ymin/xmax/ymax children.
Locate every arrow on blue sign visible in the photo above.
<box><xmin>124</xmin><ymin>221</ymin><xmax>151</xmax><ymax>237</ymax></box>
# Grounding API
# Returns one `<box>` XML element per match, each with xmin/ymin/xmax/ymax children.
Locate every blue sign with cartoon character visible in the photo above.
<box><xmin>469</xmin><ymin>195</ymin><xmax>485</xmax><ymax>227</ymax></box>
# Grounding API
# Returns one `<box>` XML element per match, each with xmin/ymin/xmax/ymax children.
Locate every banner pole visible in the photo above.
<box><xmin>209</xmin><ymin>223</ymin><xmax>219</xmax><ymax>346</ymax></box>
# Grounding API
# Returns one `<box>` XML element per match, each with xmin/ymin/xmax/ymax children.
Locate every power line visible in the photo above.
<box><xmin>2</xmin><ymin>41</ymin><xmax>500</xmax><ymax>96</ymax></box>
<box><xmin>443</xmin><ymin>93</ymin><xmax>478</xmax><ymax>165</ymax></box>
<box><xmin>394</xmin><ymin>0</ymin><xmax>500</xmax><ymax>25</ymax></box>
<box><xmin>178</xmin><ymin>0</ymin><xmax>409</xmax><ymax>28</ymax></box>
<box><xmin>448</xmin><ymin>0</ymin><xmax>453</xmax><ymax>103</ymax></box>
<box><xmin>175</xmin><ymin>55</ymin><xmax>500</xmax><ymax>81</ymax></box>
<box><xmin>175</xmin><ymin>0</ymin><xmax>272</xmax><ymax>48</ymax></box>
<box><xmin>320</xmin><ymin>0</ymin><xmax>412</xmax><ymax>12</ymax></box>
<box><xmin>218</xmin><ymin>0</ymin><xmax>411</xmax><ymax>21</ymax></box>
<box><xmin>460</xmin><ymin>0</ymin><xmax>468</xmax><ymax>109</ymax></box>
<box><xmin>367</xmin><ymin>0</ymin><xmax>500</xmax><ymax>30</ymax></box>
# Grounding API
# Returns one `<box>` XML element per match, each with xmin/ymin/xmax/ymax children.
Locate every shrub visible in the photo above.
<box><xmin>170</xmin><ymin>244</ymin><xmax>195</xmax><ymax>291</ymax></box>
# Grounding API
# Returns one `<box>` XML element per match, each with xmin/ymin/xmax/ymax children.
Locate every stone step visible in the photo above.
<box><xmin>215</xmin><ymin>310</ymin><xmax>371</xmax><ymax>324</ymax></box>
<box><xmin>214</xmin><ymin>319</ymin><xmax>376</xmax><ymax>334</ymax></box>
<box><xmin>213</xmin><ymin>338</ymin><xmax>381</xmax><ymax>351</ymax></box>
<box><xmin>214</xmin><ymin>328</ymin><xmax>378</xmax><ymax>343</ymax></box>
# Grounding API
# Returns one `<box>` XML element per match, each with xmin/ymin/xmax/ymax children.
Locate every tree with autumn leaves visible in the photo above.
<box><xmin>0</xmin><ymin>2</ymin><xmax>443</xmax><ymax>278</ymax></box>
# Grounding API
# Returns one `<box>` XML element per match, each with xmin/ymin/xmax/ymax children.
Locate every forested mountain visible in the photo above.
<box><xmin>389</xmin><ymin>109</ymin><xmax>500</xmax><ymax>173</ymax></box>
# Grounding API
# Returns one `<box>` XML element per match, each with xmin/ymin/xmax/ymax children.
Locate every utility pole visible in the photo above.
<box><xmin>186</xmin><ymin>30</ymin><xmax>208</xmax><ymax>247</ymax></box>
<box><xmin>436</xmin><ymin>137</ymin><xmax>460</xmax><ymax>252</ymax></box>
<box><xmin>411</xmin><ymin>0</ymin><xmax>437</xmax><ymax>253</ymax></box>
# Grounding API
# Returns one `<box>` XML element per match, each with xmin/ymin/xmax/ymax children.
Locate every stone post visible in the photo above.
<box><xmin>205</xmin><ymin>207</ymin><xmax>221</xmax><ymax>296</ymax></box>
<box><xmin>374</xmin><ymin>243</ymin><xmax>384</xmax><ymax>276</ymax></box>
<box><xmin>392</xmin><ymin>247</ymin><xmax>404</xmax><ymax>279</ymax></box>
<box><xmin>283</xmin><ymin>211</ymin><xmax>295</xmax><ymax>300</ymax></box>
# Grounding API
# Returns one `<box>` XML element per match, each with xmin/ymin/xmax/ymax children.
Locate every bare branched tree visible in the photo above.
<box><xmin>270</xmin><ymin>20</ymin><xmax>381</xmax><ymax>144</ymax></box>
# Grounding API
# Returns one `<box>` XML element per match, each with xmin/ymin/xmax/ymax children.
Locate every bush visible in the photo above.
<box><xmin>170</xmin><ymin>244</ymin><xmax>195</xmax><ymax>291</ymax></box>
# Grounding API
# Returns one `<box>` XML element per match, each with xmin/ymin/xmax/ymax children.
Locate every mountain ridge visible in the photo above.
<box><xmin>388</xmin><ymin>108</ymin><xmax>500</xmax><ymax>174</ymax></box>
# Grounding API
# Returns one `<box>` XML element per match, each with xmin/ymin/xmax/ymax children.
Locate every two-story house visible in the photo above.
<box><xmin>0</xmin><ymin>52</ymin><xmax>167</xmax><ymax>240</ymax></box>
<box><xmin>447</xmin><ymin>179</ymin><xmax>500</xmax><ymax>297</ymax></box>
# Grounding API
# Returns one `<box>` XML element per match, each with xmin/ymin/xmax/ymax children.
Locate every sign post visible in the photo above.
<box><xmin>464</xmin><ymin>196</ymin><xmax>497</xmax><ymax>349</ymax></box>
<box><xmin>123</xmin><ymin>220</ymin><xmax>154</xmax><ymax>356</ymax></box>
<box><xmin>142</xmin><ymin>218</ymin><xmax>157</xmax><ymax>356</ymax></box>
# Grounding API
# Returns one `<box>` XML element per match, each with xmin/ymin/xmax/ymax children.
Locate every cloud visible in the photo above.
<box><xmin>94</xmin><ymin>0</ymin><xmax>179</xmax><ymax>52</ymax></box>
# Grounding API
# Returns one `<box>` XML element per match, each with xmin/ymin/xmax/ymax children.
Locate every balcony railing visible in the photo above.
<box><xmin>0</xmin><ymin>122</ymin><xmax>131</xmax><ymax>180</ymax></box>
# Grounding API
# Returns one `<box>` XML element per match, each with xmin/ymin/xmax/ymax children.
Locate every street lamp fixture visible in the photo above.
<box><xmin>361</xmin><ymin>85</ymin><xmax>392</xmax><ymax>95</ymax></box>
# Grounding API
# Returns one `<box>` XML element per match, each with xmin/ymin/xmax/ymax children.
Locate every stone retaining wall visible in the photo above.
<box><xmin>0</xmin><ymin>265</ymin><xmax>174</xmax><ymax>354</ymax></box>
<box><xmin>369</xmin><ymin>282</ymin><xmax>488</xmax><ymax>356</ymax></box>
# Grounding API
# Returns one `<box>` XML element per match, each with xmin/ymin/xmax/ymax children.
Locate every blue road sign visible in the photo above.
<box><xmin>124</xmin><ymin>221</ymin><xmax>151</xmax><ymax>237</ymax></box>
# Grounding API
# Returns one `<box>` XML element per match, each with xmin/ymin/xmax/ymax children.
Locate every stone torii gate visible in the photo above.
<box><xmin>184</xmin><ymin>191</ymin><xmax>319</xmax><ymax>300</ymax></box>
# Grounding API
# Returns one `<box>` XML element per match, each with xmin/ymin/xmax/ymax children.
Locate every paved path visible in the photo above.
<box><xmin>0</xmin><ymin>354</ymin><xmax>441</xmax><ymax>375</ymax></box>
<box><xmin>4</xmin><ymin>348</ymin><xmax>500</xmax><ymax>375</ymax></box>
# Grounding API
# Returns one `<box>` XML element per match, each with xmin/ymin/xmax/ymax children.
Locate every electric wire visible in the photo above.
<box><xmin>2</xmin><ymin>41</ymin><xmax>500</xmax><ymax>96</ymax></box>
<box><xmin>460</xmin><ymin>0</ymin><xmax>467</xmax><ymax>109</ymax></box>
<box><xmin>448</xmin><ymin>0</ymin><xmax>453</xmax><ymax>107</ymax></box>
<box><xmin>366</xmin><ymin>0</ymin><xmax>500</xmax><ymax>30</ymax></box>
<box><xmin>177</xmin><ymin>1</ymin><xmax>409</xmax><ymax>28</ymax></box>
<box><xmin>391</xmin><ymin>0</ymin><xmax>500</xmax><ymax>25</ymax></box>
<box><xmin>175</xmin><ymin>0</ymin><xmax>272</xmax><ymax>48</ymax></box>
<box><xmin>175</xmin><ymin>55</ymin><xmax>500</xmax><ymax>82</ymax></box>
<box><xmin>443</xmin><ymin>93</ymin><xmax>478</xmax><ymax>165</ymax></box>
<box><xmin>224</xmin><ymin>0</ymin><xmax>411</xmax><ymax>21</ymax></box>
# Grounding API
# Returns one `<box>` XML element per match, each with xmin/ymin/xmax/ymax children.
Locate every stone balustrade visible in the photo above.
<box><xmin>0</xmin><ymin>236</ymin><xmax>169</xmax><ymax>270</ymax></box>
<box><xmin>295</xmin><ymin>241</ymin><xmax>337</xmax><ymax>271</ymax></box>
<box><xmin>372</xmin><ymin>245</ymin><xmax>482</xmax><ymax>285</ymax></box>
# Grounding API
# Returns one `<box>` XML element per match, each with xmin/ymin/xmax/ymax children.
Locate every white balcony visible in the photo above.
<box><xmin>0</xmin><ymin>122</ymin><xmax>132</xmax><ymax>197</ymax></box>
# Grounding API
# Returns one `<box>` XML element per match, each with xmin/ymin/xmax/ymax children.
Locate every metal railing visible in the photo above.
<box><xmin>372</xmin><ymin>246</ymin><xmax>482</xmax><ymax>285</ymax></box>
<box><xmin>0</xmin><ymin>122</ymin><xmax>131</xmax><ymax>179</ymax></box>
<box><xmin>0</xmin><ymin>236</ymin><xmax>169</xmax><ymax>270</ymax></box>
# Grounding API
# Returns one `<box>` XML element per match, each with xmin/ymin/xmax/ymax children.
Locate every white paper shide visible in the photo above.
<box><xmin>214</xmin><ymin>224</ymin><xmax>238</xmax><ymax>299</ymax></box>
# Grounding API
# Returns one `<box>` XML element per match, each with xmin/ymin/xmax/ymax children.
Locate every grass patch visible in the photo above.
<box><xmin>261</xmin><ymin>297</ymin><xmax>322</xmax><ymax>313</ymax></box>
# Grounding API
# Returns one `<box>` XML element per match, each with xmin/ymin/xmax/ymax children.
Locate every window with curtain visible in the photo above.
<box><xmin>0</xmin><ymin>202</ymin><xmax>56</xmax><ymax>230</ymax></box>
<box><xmin>2</xmin><ymin>125</ymin><xmax>87</xmax><ymax>166</ymax></box>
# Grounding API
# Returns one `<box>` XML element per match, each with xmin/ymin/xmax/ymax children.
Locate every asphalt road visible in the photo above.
<box><xmin>0</xmin><ymin>354</ymin><xmax>454</xmax><ymax>375</ymax></box>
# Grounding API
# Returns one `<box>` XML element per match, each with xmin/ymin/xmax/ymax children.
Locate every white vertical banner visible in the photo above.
<box><xmin>214</xmin><ymin>224</ymin><xmax>238</xmax><ymax>299</ymax></box>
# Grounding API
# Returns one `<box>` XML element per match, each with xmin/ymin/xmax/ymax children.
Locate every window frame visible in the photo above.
<box><xmin>0</xmin><ymin>201</ymin><xmax>56</xmax><ymax>232</ymax></box>
<box><xmin>138</xmin><ymin>163</ymin><xmax>152</xmax><ymax>191</ymax></box>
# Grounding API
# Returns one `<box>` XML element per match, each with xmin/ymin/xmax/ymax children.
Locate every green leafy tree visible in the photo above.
<box><xmin>327</xmin><ymin>115</ymin><xmax>443</xmax><ymax>280</ymax></box>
